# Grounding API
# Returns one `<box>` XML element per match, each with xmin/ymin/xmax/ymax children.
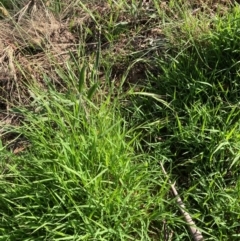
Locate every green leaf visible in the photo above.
<box><xmin>87</xmin><ymin>83</ymin><xmax>98</xmax><ymax>100</ymax></box>
<box><xmin>78</xmin><ymin>66</ymin><xmax>86</xmax><ymax>93</ymax></box>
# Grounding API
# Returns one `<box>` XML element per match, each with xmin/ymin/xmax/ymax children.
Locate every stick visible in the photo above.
<box><xmin>160</xmin><ymin>163</ymin><xmax>205</xmax><ymax>241</ymax></box>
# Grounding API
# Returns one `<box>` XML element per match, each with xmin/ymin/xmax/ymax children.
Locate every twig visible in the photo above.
<box><xmin>160</xmin><ymin>163</ymin><xmax>205</xmax><ymax>241</ymax></box>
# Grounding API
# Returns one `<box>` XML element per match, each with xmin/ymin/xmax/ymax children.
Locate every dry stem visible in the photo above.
<box><xmin>160</xmin><ymin>163</ymin><xmax>205</xmax><ymax>241</ymax></box>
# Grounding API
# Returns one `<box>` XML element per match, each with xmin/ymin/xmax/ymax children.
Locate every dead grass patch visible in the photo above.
<box><xmin>0</xmin><ymin>1</ymin><xmax>77</xmax><ymax>107</ymax></box>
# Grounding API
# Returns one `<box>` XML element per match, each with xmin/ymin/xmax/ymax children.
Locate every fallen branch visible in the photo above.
<box><xmin>160</xmin><ymin>163</ymin><xmax>205</xmax><ymax>241</ymax></box>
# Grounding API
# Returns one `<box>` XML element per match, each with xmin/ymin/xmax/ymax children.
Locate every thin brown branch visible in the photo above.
<box><xmin>160</xmin><ymin>163</ymin><xmax>205</xmax><ymax>241</ymax></box>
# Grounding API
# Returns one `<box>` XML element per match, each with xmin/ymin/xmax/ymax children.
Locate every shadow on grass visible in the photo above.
<box><xmin>124</xmin><ymin>6</ymin><xmax>240</xmax><ymax>240</ymax></box>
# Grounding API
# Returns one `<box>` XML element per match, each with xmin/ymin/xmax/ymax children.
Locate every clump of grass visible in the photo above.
<box><xmin>0</xmin><ymin>63</ymin><xmax>186</xmax><ymax>240</ymax></box>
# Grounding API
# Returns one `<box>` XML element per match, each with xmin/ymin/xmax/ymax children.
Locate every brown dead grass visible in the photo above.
<box><xmin>0</xmin><ymin>1</ymin><xmax>76</xmax><ymax>107</ymax></box>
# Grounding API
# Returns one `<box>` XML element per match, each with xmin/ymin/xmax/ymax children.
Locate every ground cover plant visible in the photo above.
<box><xmin>0</xmin><ymin>0</ymin><xmax>240</xmax><ymax>240</ymax></box>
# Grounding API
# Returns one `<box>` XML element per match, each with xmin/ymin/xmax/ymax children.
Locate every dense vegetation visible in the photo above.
<box><xmin>0</xmin><ymin>0</ymin><xmax>239</xmax><ymax>240</ymax></box>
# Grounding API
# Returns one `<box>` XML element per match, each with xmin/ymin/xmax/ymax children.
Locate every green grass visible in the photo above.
<box><xmin>0</xmin><ymin>0</ymin><xmax>240</xmax><ymax>240</ymax></box>
<box><xmin>0</xmin><ymin>71</ymin><xmax>180</xmax><ymax>240</ymax></box>
<box><xmin>125</xmin><ymin>4</ymin><xmax>240</xmax><ymax>240</ymax></box>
